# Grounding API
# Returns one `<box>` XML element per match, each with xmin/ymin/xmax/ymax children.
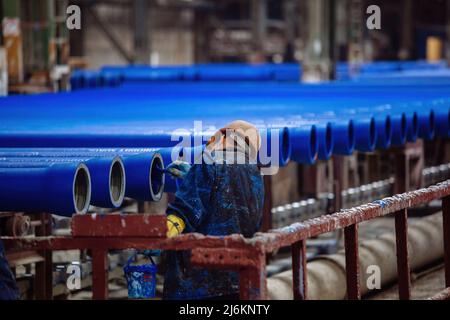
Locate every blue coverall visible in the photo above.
<box><xmin>0</xmin><ymin>239</ymin><xmax>19</xmax><ymax>300</ymax></box>
<box><xmin>163</xmin><ymin>151</ymin><xmax>264</xmax><ymax>300</ymax></box>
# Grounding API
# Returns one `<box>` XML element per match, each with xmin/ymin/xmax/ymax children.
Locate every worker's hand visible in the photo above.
<box><xmin>167</xmin><ymin>214</ymin><xmax>186</xmax><ymax>238</ymax></box>
<box><xmin>166</xmin><ymin>161</ymin><xmax>191</xmax><ymax>180</ymax></box>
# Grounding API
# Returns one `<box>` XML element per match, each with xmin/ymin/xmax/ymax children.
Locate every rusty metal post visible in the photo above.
<box><xmin>239</xmin><ymin>252</ymin><xmax>267</xmax><ymax>300</ymax></box>
<box><xmin>262</xmin><ymin>175</ymin><xmax>273</xmax><ymax>232</ymax></box>
<box><xmin>344</xmin><ymin>224</ymin><xmax>360</xmax><ymax>300</ymax></box>
<box><xmin>443</xmin><ymin>196</ymin><xmax>450</xmax><ymax>288</ymax></box>
<box><xmin>395</xmin><ymin>208</ymin><xmax>411</xmax><ymax>300</ymax></box>
<box><xmin>34</xmin><ymin>213</ymin><xmax>52</xmax><ymax>300</ymax></box>
<box><xmin>394</xmin><ymin>151</ymin><xmax>409</xmax><ymax>194</ymax></box>
<box><xmin>292</xmin><ymin>240</ymin><xmax>308</xmax><ymax>300</ymax></box>
<box><xmin>333</xmin><ymin>156</ymin><xmax>345</xmax><ymax>210</ymax></box>
<box><xmin>92</xmin><ymin>249</ymin><xmax>108</xmax><ymax>300</ymax></box>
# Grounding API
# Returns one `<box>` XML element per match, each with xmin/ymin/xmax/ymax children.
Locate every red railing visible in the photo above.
<box><xmin>190</xmin><ymin>180</ymin><xmax>450</xmax><ymax>300</ymax></box>
<box><xmin>3</xmin><ymin>180</ymin><xmax>450</xmax><ymax>300</ymax></box>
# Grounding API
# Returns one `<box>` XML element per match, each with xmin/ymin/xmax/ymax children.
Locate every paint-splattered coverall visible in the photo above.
<box><xmin>163</xmin><ymin>155</ymin><xmax>264</xmax><ymax>299</ymax></box>
<box><xmin>0</xmin><ymin>240</ymin><xmax>19</xmax><ymax>300</ymax></box>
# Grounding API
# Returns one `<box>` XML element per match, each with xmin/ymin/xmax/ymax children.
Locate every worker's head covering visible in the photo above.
<box><xmin>206</xmin><ymin>120</ymin><xmax>261</xmax><ymax>163</ymax></box>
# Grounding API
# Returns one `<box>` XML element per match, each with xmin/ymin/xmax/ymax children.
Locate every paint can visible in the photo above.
<box><xmin>123</xmin><ymin>252</ymin><xmax>157</xmax><ymax>299</ymax></box>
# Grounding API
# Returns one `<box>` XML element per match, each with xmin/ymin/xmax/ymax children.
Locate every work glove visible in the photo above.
<box><xmin>167</xmin><ymin>214</ymin><xmax>186</xmax><ymax>238</ymax></box>
<box><xmin>166</xmin><ymin>160</ymin><xmax>191</xmax><ymax>180</ymax></box>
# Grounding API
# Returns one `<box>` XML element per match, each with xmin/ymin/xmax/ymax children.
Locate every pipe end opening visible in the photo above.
<box><xmin>369</xmin><ymin>118</ymin><xmax>376</xmax><ymax>148</ymax></box>
<box><xmin>74</xmin><ymin>164</ymin><xmax>91</xmax><ymax>214</ymax></box>
<box><xmin>348</xmin><ymin>120</ymin><xmax>355</xmax><ymax>152</ymax></box>
<box><xmin>412</xmin><ymin>112</ymin><xmax>419</xmax><ymax>137</ymax></box>
<box><xmin>430</xmin><ymin>110</ymin><xmax>435</xmax><ymax>136</ymax></box>
<box><xmin>385</xmin><ymin>116</ymin><xmax>392</xmax><ymax>144</ymax></box>
<box><xmin>401</xmin><ymin>113</ymin><xmax>407</xmax><ymax>139</ymax></box>
<box><xmin>310</xmin><ymin>126</ymin><xmax>318</xmax><ymax>159</ymax></box>
<box><xmin>150</xmin><ymin>154</ymin><xmax>165</xmax><ymax>201</ymax></box>
<box><xmin>110</xmin><ymin>157</ymin><xmax>126</xmax><ymax>207</ymax></box>
<box><xmin>281</xmin><ymin>127</ymin><xmax>291</xmax><ymax>165</ymax></box>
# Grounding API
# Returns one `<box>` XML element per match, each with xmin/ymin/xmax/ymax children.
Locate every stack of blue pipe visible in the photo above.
<box><xmin>71</xmin><ymin>63</ymin><xmax>303</xmax><ymax>90</ymax></box>
<box><xmin>70</xmin><ymin>61</ymin><xmax>446</xmax><ymax>90</ymax></box>
<box><xmin>2</xmin><ymin>63</ymin><xmax>450</xmax><ymax>217</ymax></box>
<box><xmin>335</xmin><ymin>60</ymin><xmax>447</xmax><ymax>80</ymax></box>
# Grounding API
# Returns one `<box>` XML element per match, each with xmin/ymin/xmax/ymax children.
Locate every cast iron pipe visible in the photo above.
<box><xmin>0</xmin><ymin>156</ymin><xmax>125</xmax><ymax>208</ymax></box>
<box><xmin>0</xmin><ymin>150</ymin><xmax>165</xmax><ymax>201</ymax></box>
<box><xmin>0</xmin><ymin>163</ymin><xmax>91</xmax><ymax>216</ymax></box>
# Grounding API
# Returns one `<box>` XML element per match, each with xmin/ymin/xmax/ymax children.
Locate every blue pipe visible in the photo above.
<box><xmin>315</xmin><ymin>123</ymin><xmax>333</xmax><ymax>161</ymax></box>
<box><xmin>91</xmin><ymin>62</ymin><xmax>441</xmax><ymax>85</ymax></box>
<box><xmin>353</xmin><ymin>117</ymin><xmax>377</xmax><ymax>152</ymax></box>
<box><xmin>0</xmin><ymin>79</ymin><xmax>447</xmax><ymax>158</ymax></box>
<box><xmin>0</xmin><ymin>156</ymin><xmax>125</xmax><ymax>208</ymax></box>
<box><xmin>257</xmin><ymin>127</ymin><xmax>291</xmax><ymax>167</ymax></box>
<box><xmin>418</xmin><ymin>109</ymin><xmax>435</xmax><ymax>140</ymax></box>
<box><xmin>108</xmin><ymin>82</ymin><xmax>444</xmax><ymax>139</ymax></box>
<box><xmin>0</xmin><ymin>163</ymin><xmax>91</xmax><ymax>216</ymax></box>
<box><xmin>434</xmin><ymin>106</ymin><xmax>450</xmax><ymax>138</ymax></box>
<box><xmin>123</xmin><ymin>152</ymin><xmax>164</xmax><ymax>201</ymax></box>
<box><xmin>375</xmin><ymin>115</ymin><xmax>392</xmax><ymax>149</ymax></box>
<box><xmin>289</xmin><ymin>125</ymin><xmax>319</xmax><ymax>164</ymax></box>
<box><xmin>390</xmin><ymin>113</ymin><xmax>408</xmax><ymax>146</ymax></box>
<box><xmin>0</xmin><ymin>149</ymin><xmax>166</xmax><ymax>201</ymax></box>
<box><xmin>330</xmin><ymin>120</ymin><xmax>355</xmax><ymax>156</ymax></box>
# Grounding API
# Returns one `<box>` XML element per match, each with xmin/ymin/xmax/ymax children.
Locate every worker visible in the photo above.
<box><xmin>0</xmin><ymin>239</ymin><xmax>19</xmax><ymax>300</ymax></box>
<box><xmin>163</xmin><ymin>120</ymin><xmax>264</xmax><ymax>300</ymax></box>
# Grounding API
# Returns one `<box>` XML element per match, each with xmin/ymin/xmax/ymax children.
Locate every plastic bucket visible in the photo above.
<box><xmin>123</xmin><ymin>253</ymin><xmax>157</xmax><ymax>299</ymax></box>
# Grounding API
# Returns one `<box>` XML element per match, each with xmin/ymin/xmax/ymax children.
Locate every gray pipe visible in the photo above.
<box><xmin>267</xmin><ymin>213</ymin><xmax>444</xmax><ymax>300</ymax></box>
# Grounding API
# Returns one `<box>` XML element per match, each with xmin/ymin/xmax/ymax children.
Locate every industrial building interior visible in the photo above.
<box><xmin>0</xmin><ymin>0</ymin><xmax>450</xmax><ymax>303</ymax></box>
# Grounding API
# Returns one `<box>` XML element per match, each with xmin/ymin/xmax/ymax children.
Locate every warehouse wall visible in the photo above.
<box><xmin>83</xmin><ymin>5</ymin><xmax>194</xmax><ymax>68</ymax></box>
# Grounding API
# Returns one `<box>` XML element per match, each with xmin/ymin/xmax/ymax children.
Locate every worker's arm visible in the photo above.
<box><xmin>166</xmin><ymin>163</ymin><xmax>216</xmax><ymax>237</ymax></box>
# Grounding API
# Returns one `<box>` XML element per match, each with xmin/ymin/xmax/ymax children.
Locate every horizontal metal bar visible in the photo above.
<box><xmin>190</xmin><ymin>247</ymin><xmax>260</xmax><ymax>269</ymax></box>
<box><xmin>71</xmin><ymin>213</ymin><xmax>167</xmax><ymax>237</ymax></box>
<box><xmin>1</xmin><ymin>232</ymin><xmax>262</xmax><ymax>255</ymax></box>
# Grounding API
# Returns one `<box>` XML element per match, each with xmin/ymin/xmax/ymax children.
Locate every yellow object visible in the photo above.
<box><xmin>167</xmin><ymin>214</ymin><xmax>185</xmax><ymax>238</ymax></box>
<box><xmin>426</xmin><ymin>36</ymin><xmax>443</xmax><ymax>62</ymax></box>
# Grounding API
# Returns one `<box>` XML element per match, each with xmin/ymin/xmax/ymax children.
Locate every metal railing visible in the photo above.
<box><xmin>272</xmin><ymin>163</ymin><xmax>450</xmax><ymax>229</ymax></box>
<box><xmin>2</xmin><ymin>180</ymin><xmax>450</xmax><ymax>300</ymax></box>
<box><xmin>190</xmin><ymin>180</ymin><xmax>450</xmax><ymax>300</ymax></box>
